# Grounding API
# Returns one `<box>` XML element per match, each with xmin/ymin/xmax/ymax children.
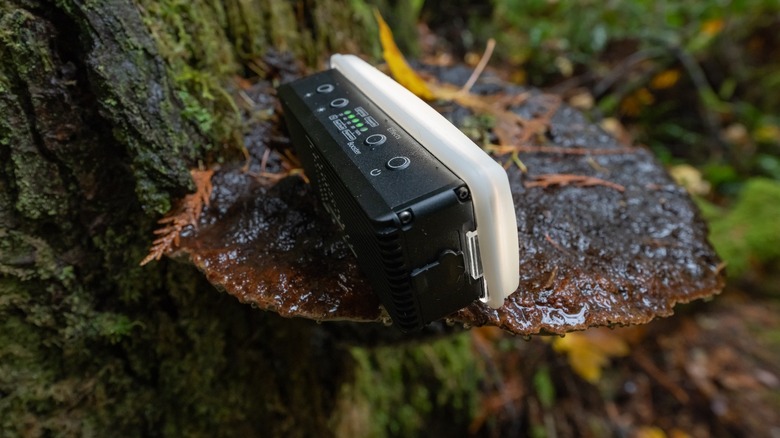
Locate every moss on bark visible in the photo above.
<box><xmin>334</xmin><ymin>334</ymin><xmax>481</xmax><ymax>437</ymax></box>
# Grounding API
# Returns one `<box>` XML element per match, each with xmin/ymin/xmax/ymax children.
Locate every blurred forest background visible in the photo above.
<box><xmin>349</xmin><ymin>1</ymin><xmax>780</xmax><ymax>435</ymax></box>
<box><xmin>410</xmin><ymin>0</ymin><xmax>780</xmax><ymax>282</ymax></box>
<box><xmin>406</xmin><ymin>0</ymin><xmax>780</xmax><ymax>435</ymax></box>
<box><xmin>1</xmin><ymin>0</ymin><xmax>779</xmax><ymax>436</ymax></box>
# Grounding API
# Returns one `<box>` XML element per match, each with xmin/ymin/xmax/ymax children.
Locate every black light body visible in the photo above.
<box><xmin>278</xmin><ymin>69</ymin><xmax>483</xmax><ymax>331</ymax></box>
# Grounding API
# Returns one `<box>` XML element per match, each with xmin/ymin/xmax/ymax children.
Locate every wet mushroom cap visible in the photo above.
<box><xmin>174</xmin><ymin>67</ymin><xmax>724</xmax><ymax>335</ymax></box>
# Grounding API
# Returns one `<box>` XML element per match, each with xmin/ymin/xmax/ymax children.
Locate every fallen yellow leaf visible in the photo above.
<box><xmin>568</xmin><ymin>91</ymin><xmax>594</xmax><ymax>110</ymax></box>
<box><xmin>755</xmin><ymin>123</ymin><xmax>780</xmax><ymax>144</ymax></box>
<box><xmin>552</xmin><ymin>328</ymin><xmax>630</xmax><ymax>383</ymax></box>
<box><xmin>701</xmin><ymin>18</ymin><xmax>725</xmax><ymax>37</ymax></box>
<box><xmin>374</xmin><ymin>9</ymin><xmax>434</xmax><ymax>100</ymax></box>
<box><xmin>650</xmin><ymin>69</ymin><xmax>681</xmax><ymax>90</ymax></box>
<box><xmin>634</xmin><ymin>426</ymin><xmax>667</xmax><ymax>438</ymax></box>
<box><xmin>620</xmin><ymin>87</ymin><xmax>654</xmax><ymax>117</ymax></box>
<box><xmin>367</xmin><ymin>12</ymin><xmax>560</xmax><ymax>175</ymax></box>
<box><xmin>668</xmin><ymin>428</ymin><xmax>693</xmax><ymax>438</ymax></box>
<box><xmin>669</xmin><ymin>164</ymin><xmax>711</xmax><ymax>196</ymax></box>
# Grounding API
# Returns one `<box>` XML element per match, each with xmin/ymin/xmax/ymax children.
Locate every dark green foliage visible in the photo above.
<box><xmin>701</xmin><ymin>178</ymin><xmax>780</xmax><ymax>279</ymax></box>
<box><xmin>445</xmin><ymin>0</ymin><xmax>780</xmax><ymax>185</ymax></box>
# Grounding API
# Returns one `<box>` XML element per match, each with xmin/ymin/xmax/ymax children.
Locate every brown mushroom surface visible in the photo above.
<box><xmin>174</xmin><ymin>66</ymin><xmax>724</xmax><ymax>335</ymax></box>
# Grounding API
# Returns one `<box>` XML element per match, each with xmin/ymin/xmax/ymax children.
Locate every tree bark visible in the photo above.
<box><xmin>0</xmin><ymin>1</ymin><xmax>475</xmax><ymax>436</ymax></box>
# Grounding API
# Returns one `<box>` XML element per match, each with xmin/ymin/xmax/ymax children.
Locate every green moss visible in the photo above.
<box><xmin>223</xmin><ymin>0</ymin><xmax>267</xmax><ymax>59</ymax></box>
<box><xmin>138</xmin><ymin>0</ymin><xmax>239</xmax><ymax>73</ymax></box>
<box><xmin>0</xmin><ymin>24</ymin><xmax>70</xmax><ymax>221</ymax></box>
<box><xmin>136</xmin><ymin>0</ymin><xmax>243</xmax><ymax>147</ymax></box>
<box><xmin>132</xmin><ymin>172</ymin><xmax>173</xmax><ymax>215</ymax></box>
<box><xmin>0</xmin><ymin>307</ymin><xmax>62</xmax><ymax>434</ymax></box>
<box><xmin>0</xmin><ymin>241</ymin><xmax>148</xmax><ymax>435</ymax></box>
<box><xmin>336</xmin><ymin>333</ymin><xmax>480</xmax><ymax>437</ymax></box>
<box><xmin>133</xmin><ymin>0</ymin><xmax>384</xmax><ymax>151</ymax></box>
<box><xmin>0</xmin><ymin>229</ymin><xmax>61</xmax><ymax>281</ymax></box>
<box><xmin>9</xmin><ymin>151</ymin><xmax>70</xmax><ymax>220</ymax></box>
<box><xmin>174</xmin><ymin>66</ymin><xmax>240</xmax><ymax>143</ymax></box>
<box><xmin>267</xmin><ymin>0</ymin><xmax>303</xmax><ymax>57</ymax></box>
<box><xmin>0</xmin><ymin>8</ymin><xmax>55</xmax><ymax>77</ymax></box>
<box><xmin>702</xmin><ymin>178</ymin><xmax>780</xmax><ymax>278</ymax></box>
<box><xmin>0</xmin><ymin>243</ymin><xmax>347</xmax><ymax>437</ymax></box>
<box><xmin>459</xmin><ymin>113</ymin><xmax>496</xmax><ymax>146</ymax></box>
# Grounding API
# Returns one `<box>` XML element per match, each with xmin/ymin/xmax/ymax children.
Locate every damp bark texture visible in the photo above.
<box><xmin>0</xmin><ymin>0</ymin><xmax>414</xmax><ymax>436</ymax></box>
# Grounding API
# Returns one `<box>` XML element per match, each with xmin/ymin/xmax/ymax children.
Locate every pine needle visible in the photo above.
<box><xmin>525</xmin><ymin>174</ymin><xmax>626</xmax><ymax>192</ymax></box>
<box><xmin>140</xmin><ymin>168</ymin><xmax>215</xmax><ymax>266</ymax></box>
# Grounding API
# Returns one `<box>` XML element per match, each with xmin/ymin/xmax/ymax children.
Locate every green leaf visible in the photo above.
<box><xmin>708</xmin><ymin>178</ymin><xmax>780</xmax><ymax>278</ymax></box>
<box><xmin>533</xmin><ymin>366</ymin><xmax>555</xmax><ymax>408</ymax></box>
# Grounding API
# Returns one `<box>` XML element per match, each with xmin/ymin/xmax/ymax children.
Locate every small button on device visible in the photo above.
<box><xmin>316</xmin><ymin>83</ymin><xmax>334</xmax><ymax>93</ymax></box>
<box><xmin>386</xmin><ymin>156</ymin><xmax>411</xmax><ymax>171</ymax></box>
<box><xmin>330</xmin><ymin>98</ymin><xmax>349</xmax><ymax>108</ymax></box>
<box><xmin>364</xmin><ymin>134</ymin><xmax>387</xmax><ymax>146</ymax></box>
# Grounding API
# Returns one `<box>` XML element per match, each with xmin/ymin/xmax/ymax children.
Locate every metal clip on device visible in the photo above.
<box><xmin>278</xmin><ymin>54</ymin><xmax>519</xmax><ymax>332</ymax></box>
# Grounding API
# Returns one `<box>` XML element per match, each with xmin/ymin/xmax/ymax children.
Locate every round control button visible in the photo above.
<box><xmin>330</xmin><ymin>98</ymin><xmax>349</xmax><ymax>108</ymax></box>
<box><xmin>316</xmin><ymin>83</ymin><xmax>334</xmax><ymax>93</ymax></box>
<box><xmin>386</xmin><ymin>156</ymin><xmax>411</xmax><ymax>171</ymax></box>
<box><xmin>364</xmin><ymin>134</ymin><xmax>387</xmax><ymax>146</ymax></box>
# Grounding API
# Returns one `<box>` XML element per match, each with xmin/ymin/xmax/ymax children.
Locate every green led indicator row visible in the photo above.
<box><xmin>338</xmin><ymin>110</ymin><xmax>368</xmax><ymax>131</ymax></box>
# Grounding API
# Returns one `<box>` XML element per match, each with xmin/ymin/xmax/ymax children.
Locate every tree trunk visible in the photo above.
<box><xmin>0</xmin><ymin>0</ymin><xmax>476</xmax><ymax>436</ymax></box>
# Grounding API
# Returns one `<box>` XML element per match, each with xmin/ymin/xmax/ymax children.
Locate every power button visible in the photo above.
<box><xmin>386</xmin><ymin>156</ymin><xmax>411</xmax><ymax>171</ymax></box>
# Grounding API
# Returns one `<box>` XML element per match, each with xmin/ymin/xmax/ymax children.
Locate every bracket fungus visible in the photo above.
<box><xmin>171</xmin><ymin>67</ymin><xmax>724</xmax><ymax>336</ymax></box>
